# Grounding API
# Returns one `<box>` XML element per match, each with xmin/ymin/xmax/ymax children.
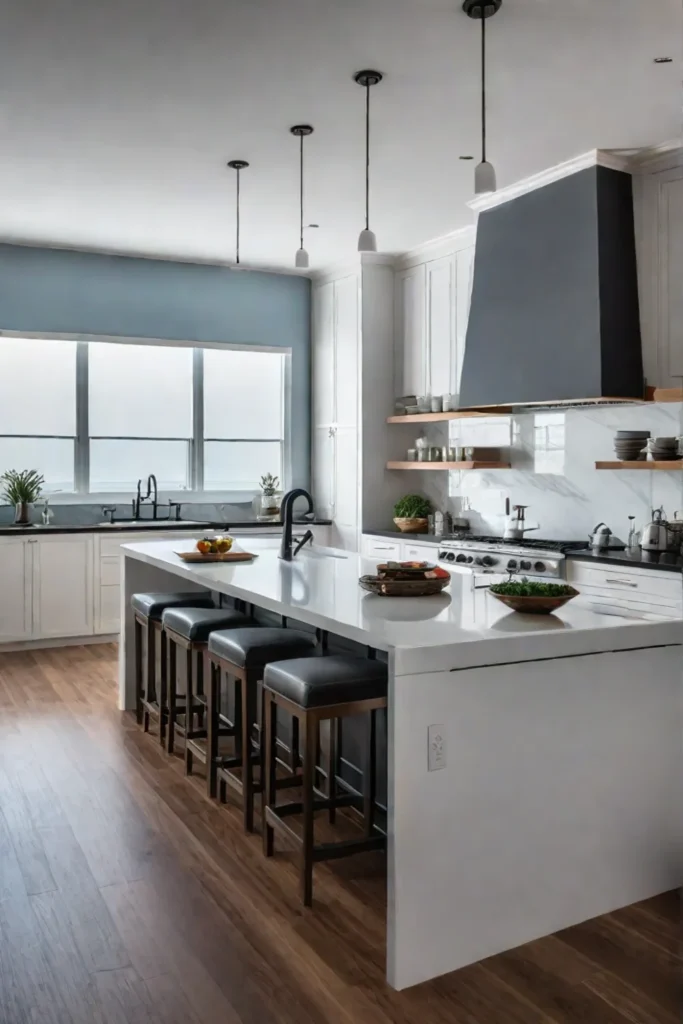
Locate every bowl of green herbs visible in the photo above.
<box><xmin>488</xmin><ymin>579</ymin><xmax>579</xmax><ymax>615</ymax></box>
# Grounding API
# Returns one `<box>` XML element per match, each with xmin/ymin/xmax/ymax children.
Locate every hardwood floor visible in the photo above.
<box><xmin>0</xmin><ymin>643</ymin><xmax>679</xmax><ymax>1024</ymax></box>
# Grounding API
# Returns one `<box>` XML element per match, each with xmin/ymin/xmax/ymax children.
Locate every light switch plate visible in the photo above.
<box><xmin>428</xmin><ymin>724</ymin><xmax>446</xmax><ymax>772</ymax></box>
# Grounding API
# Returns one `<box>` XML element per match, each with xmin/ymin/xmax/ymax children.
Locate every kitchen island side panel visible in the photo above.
<box><xmin>389</xmin><ymin>646</ymin><xmax>682</xmax><ymax>990</ymax></box>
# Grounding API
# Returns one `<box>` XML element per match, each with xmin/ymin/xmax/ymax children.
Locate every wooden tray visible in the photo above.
<box><xmin>359</xmin><ymin>575</ymin><xmax>450</xmax><ymax>597</ymax></box>
<box><xmin>175</xmin><ymin>550</ymin><xmax>256</xmax><ymax>563</ymax></box>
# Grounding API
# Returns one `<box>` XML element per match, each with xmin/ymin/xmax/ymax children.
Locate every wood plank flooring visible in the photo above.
<box><xmin>0</xmin><ymin>643</ymin><xmax>679</xmax><ymax>1024</ymax></box>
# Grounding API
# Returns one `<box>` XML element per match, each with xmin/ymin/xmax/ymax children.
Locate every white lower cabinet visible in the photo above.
<box><xmin>32</xmin><ymin>535</ymin><xmax>94</xmax><ymax>639</ymax></box>
<box><xmin>0</xmin><ymin>538</ymin><xmax>32</xmax><ymax>642</ymax></box>
<box><xmin>402</xmin><ymin>541</ymin><xmax>440</xmax><ymax>563</ymax></box>
<box><xmin>361</xmin><ymin>536</ymin><xmax>403</xmax><ymax>560</ymax></box>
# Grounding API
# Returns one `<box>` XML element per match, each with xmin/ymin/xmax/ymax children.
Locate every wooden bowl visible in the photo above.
<box><xmin>359</xmin><ymin>575</ymin><xmax>450</xmax><ymax>597</ymax></box>
<box><xmin>393</xmin><ymin>517</ymin><xmax>429</xmax><ymax>533</ymax></box>
<box><xmin>488</xmin><ymin>586</ymin><xmax>579</xmax><ymax>615</ymax></box>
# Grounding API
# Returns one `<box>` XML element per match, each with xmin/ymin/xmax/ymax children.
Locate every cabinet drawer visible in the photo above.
<box><xmin>362</xmin><ymin>536</ymin><xmax>402</xmax><ymax>559</ymax></box>
<box><xmin>402</xmin><ymin>542</ymin><xmax>438</xmax><ymax>562</ymax></box>
<box><xmin>99</xmin><ymin>554</ymin><xmax>120</xmax><ymax>586</ymax></box>
<box><xmin>568</xmin><ymin>560</ymin><xmax>681</xmax><ymax>602</ymax></box>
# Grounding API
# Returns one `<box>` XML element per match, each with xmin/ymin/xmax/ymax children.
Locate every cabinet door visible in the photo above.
<box><xmin>396</xmin><ymin>265</ymin><xmax>426</xmax><ymax>397</ymax></box>
<box><xmin>312</xmin><ymin>425</ymin><xmax>335</xmax><ymax>520</ymax></box>
<box><xmin>455</xmin><ymin>246</ymin><xmax>475</xmax><ymax>402</ymax></box>
<box><xmin>333</xmin><ymin>426</ymin><xmax>359</xmax><ymax>551</ymax></box>
<box><xmin>33</xmin><ymin>536</ymin><xmax>94</xmax><ymax>639</ymax></box>
<box><xmin>662</xmin><ymin>175</ymin><xmax>683</xmax><ymax>379</ymax></box>
<box><xmin>0</xmin><ymin>538</ymin><xmax>31</xmax><ymax>641</ymax></box>
<box><xmin>334</xmin><ymin>274</ymin><xmax>360</xmax><ymax>430</ymax></box>
<box><xmin>426</xmin><ymin>256</ymin><xmax>456</xmax><ymax>399</ymax></box>
<box><xmin>312</xmin><ymin>281</ymin><xmax>335</xmax><ymax>427</ymax></box>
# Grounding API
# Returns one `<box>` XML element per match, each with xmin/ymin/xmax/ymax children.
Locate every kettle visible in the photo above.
<box><xmin>588</xmin><ymin>522</ymin><xmax>613</xmax><ymax>550</ymax></box>
<box><xmin>503</xmin><ymin>505</ymin><xmax>540</xmax><ymax>542</ymax></box>
<box><xmin>641</xmin><ymin>507</ymin><xmax>669</xmax><ymax>552</ymax></box>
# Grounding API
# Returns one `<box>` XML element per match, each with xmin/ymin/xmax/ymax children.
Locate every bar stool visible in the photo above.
<box><xmin>161</xmin><ymin>606</ymin><xmax>257</xmax><ymax>760</ymax></box>
<box><xmin>206</xmin><ymin>627</ymin><xmax>319</xmax><ymax>832</ymax></box>
<box><xmin>132</xmin><ymin>591</ymin><xmax>214</xmax><ymax>740</ymax></box>
<box><xmin>262</xmin><ymin>654</ymin><xmax>387</xmax><ymax>907</ymax></box>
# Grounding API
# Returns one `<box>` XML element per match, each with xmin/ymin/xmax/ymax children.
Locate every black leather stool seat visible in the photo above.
<box><xmin>264</xmin><ymin>655</ymin><xmax>387</xmax><ymax>709</ymax></box>
<box><xmin>208</xmin><ymin>626</ymin><xmax>317</xmax><ymax>668</ymax></box>
<box><xmin>132</xmin><ymin>591</ymin><xmax>214</xmax><ymax>621</ymax></box>
<box><xmin>162</xmin><ymin>606</ymin><xmax>256</xmax><ymax>642</ymax></box>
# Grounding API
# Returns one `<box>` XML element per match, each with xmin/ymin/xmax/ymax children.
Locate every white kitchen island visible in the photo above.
<box><xmin>120</xmin><ymin>536</ymin><xmax>682</xmax><ymax>990</ymax></box>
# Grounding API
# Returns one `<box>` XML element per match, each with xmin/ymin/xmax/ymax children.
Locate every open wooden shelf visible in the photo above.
<box><xmin>595</xmin><ymin>460</ymin><xmax>683</xmax><ymax>471</ymax></box>
<box><xmin>387</xmin><ymin>409</ymin><xmax>511</xmax><ymax>424</ymax></box>
<box><xmin>652</xmin><ymin>387</ymin><xmax>683</xmax><ymax>403</ymax></box>
<box><xmin>387</xmin><ymin>460</ymin><xmax>511</xmax><ymax>471</ymax></box>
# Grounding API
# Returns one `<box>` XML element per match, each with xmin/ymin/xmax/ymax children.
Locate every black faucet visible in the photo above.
<box><xmin>132</xmin><ymin>474</ymin><xmax>159</xmax><ymax>520</ymax></box>
<box><xmin>279</xmin><ymin>488</ymin><xmax>314</xmax><ymax>561</ymax></box>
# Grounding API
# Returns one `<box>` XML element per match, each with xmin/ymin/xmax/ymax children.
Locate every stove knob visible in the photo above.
<box><xmin>438</xmin><ymin>551</ymin><xmax>447</xmax><ymax>560</ymax></box>
<box><xmin>466</xmin><ymin>555</ymin><xmax>474</xmax><ymax>564</ymax></box>
<box><xmin>534</xmin><ymin>561</ymin><xmax>546</xmax><ymax>573</ymax></box>
<box><xmin>520</xmin><ymin>560</ymin><xmax>532</xmax><ymax>571</ymax></box>
<box><xmin>474</xmin><ymin>556</ymin><xmax>483</xmax><ymax>566</ymax></box>
<box><xmin>481</xmin><ymin>555</ymin><xmax>496</xmax><ymax>567</ymax></box>
<box><xmin>456</xmin><ymin>554</ymin><xmax>467</xmax><ymax>563</ymax></box>
<box><xmin>446</xmin><ymin>552</ymin><xmax>456</xmax><ymax>562</ymax></box>
<box><xmin>507</xmin><ymin>559</ymin><xmax>518</xmax><ymax>570</ymax></box>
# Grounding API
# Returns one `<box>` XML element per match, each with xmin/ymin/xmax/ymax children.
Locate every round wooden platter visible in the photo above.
<box><xmin>359</xmin><ymin>574</ymin><xmax>450</xmax><ymax>597</ymax></box>
<box><xmin>175</xmin><ymin>550</ymin><xmax>257</xmax><ymax>563</ymax></box>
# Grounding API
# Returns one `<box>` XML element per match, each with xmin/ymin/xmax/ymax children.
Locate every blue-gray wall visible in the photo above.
<box><xmin>0</xmin><ymin>243</ymin><xmax>311</xmax><ymax>488</ymax></box>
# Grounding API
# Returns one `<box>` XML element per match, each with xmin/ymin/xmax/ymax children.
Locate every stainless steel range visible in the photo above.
<box><xmin>436</xmin><ymin>536</ymin><xmax>587</xmax><ymax>581</ymax></box>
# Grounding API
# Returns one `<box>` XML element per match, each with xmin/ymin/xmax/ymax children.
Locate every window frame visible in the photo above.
<box><xmin>0</xmin><ymin>331</ymin><xmax>291</xmax><ymax>503</ymax></box>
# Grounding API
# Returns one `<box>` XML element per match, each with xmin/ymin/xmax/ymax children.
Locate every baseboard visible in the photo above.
<box><xmin>0</xmin><ymin>634</ymin><xmax>118</xmax><ymax>653</ymax></box>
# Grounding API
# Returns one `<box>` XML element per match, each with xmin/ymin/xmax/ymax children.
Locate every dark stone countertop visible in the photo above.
<box><xmin>364</xmin><ymin>529</ymin><xmax>442</xmax><ymax>544</ymax></box>
<box><xmin>0</xmin><ymin>518</ymin><xmax>332</xmax><ymax>537</ymax></box>
<box><xmin>567</xmin><ymin>549</ymin><xmax>682</xmax><ymax>574</ymax></box>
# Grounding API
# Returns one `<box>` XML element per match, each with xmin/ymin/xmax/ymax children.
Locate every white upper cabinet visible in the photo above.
<box><xmin>396</xmin><ymin>265</ymin><xmax>426</xmax><ymax>397</ymax></box>
<box><xmin>0</xmin><ymin>538</ymin><xmax>32</xmax><ymax>642</ymax></box>
<box><xmin>426</xmin><ymin>256</ymin><xmax>456</xmax><ymax>399</ymax></box>
<box><xmin>312</xmin><ymin>281</ymin><xmax>335</xmax><ymax>427</ymax></box>
<box><xmin>333</xmin><ymin>273</ymin><xmax>360</xmax><ymax>430</ymax></box>
<box><xmin>32</xmin><ymin>535</ymin><xmax>93</xmax><ymax>639</ymax></box>
<box><xmin>455</xmin><ymin>247</ymin><xmax>475</xmax><ymax>401</ymax></box>
<box><xmin>634</xmin><ymin>157</ymin><xmax>683</xmax><ymax>389</ymax></box>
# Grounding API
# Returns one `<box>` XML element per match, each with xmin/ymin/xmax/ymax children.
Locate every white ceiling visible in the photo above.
<box><xmin>0</xmin><ymin>0</ymin><xmax>680</xmax><ymax>272</ymax></box>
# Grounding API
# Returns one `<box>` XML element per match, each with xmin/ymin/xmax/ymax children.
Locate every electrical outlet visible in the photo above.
<box><xmin>428</xmin><ymin>724</ymin><xmax>446</xmax><ymax>772</ymax></box>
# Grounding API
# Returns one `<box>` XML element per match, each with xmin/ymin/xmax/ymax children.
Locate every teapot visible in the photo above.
<box><xmin>588</xmin><ymin>522</ymin><xmax>613</xmax><ymax>550</ymax></box>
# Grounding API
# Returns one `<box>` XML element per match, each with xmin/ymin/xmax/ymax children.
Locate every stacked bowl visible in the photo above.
<box><xmin>644</xmin><ymin>436</ymin><xmax>679</xmax><ymax>461</ymax></box>
<box><xmin>614</xmin><ymin>430</ymin><xmax>650</xmax><ymax>461</ymax></box>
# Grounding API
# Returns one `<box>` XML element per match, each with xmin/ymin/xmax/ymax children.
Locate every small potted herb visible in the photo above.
<box><xmin>1</xmin><ymin>469</ymin><xmax>45</xmax><ymax>525</ymax></box>
<box><xmin>393</xmin><ymin>494</ymin><xmax>432</xmax><ymax>533</ymax></box>
<box><xmin>259</xmin><ymin>473</ymin><xmax>281</xmax><ymax>518</ymax></box>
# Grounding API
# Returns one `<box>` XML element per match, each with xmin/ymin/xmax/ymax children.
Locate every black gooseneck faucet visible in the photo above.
<box><xmin>279</xmin><ymin>488</ymin><xmax>314</xmax><ymax>561</ymax></box>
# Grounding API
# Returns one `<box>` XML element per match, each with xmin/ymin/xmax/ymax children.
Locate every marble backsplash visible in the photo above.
<box><xmin>0</xmin><ymin>499</ymin><xmax>259</xmax><ymax>527</ymax></box>
<box><xmin>418</xmin><ymin>403</ymin><xmax>683</xmax><ymax>543</ymax></box>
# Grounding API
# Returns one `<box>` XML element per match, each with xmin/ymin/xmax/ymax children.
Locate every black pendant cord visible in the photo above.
<box><xmin>235</xmin><ymin>166</ymin><xmax>241</xmax><ymax>264</ymax></box>
<box><xmin>299</xmin><ymin>132</ymin><xmax>305</xmax><ymax>251</ymax></box>
<box><xmin>481</xmin><ymin>5</ymin><xmax>487</xmax><ymax>164</ymax></box>
<box><xmin>364</xmin><ymin>79</ymin><xmax>371</xmax><ymax>230</ymax></box>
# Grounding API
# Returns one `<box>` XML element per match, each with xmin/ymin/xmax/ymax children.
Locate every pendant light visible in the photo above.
<box><xmin>463</xmin><ymin>0</ymin><xmax>501</xmax><ymax>194</ymax></box>
<box><xmin>227</xmin><ymin>159</ymin><xmax>249</xmax><ymax>264</ymax></box>
<box><xmin>354</xmin><ymin>69</ymin><xmax>383</xmax><ymax>252</ymax></box>
<box><xmin>290</xmin><ymin>125</ymin><xmax>314</xmax><ymax>269</ymax></box>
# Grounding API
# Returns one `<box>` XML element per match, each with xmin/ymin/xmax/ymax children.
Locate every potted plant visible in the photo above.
<box><xmin>1</xmin><ymin>469</ymin><xmax>45</xmax><ymax>525</ymax></box>
<box><xmin>393</xmin><ymin>494</ymin><xmax>432</xmax><ymax>533</ymax></box>
<box><xmin>259</xmin><ymin>473</ymin><xmax>281</xmax><ymax>518</ymax></box>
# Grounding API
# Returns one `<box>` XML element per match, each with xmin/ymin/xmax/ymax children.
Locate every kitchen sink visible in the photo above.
<box><xmin>96</xmin><ymin>519</ymin><xmax>209</xmax><ymax>528</ymax></box>
<box><xmin>298</xmin><ymin>548</ymin><xmax>348</xmax><ymax>561</ymax></box>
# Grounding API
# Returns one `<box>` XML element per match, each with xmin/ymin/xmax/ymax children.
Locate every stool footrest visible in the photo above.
<box><xmin>312</xmin><ymin>833</ymin><xmax>386</xmax><ymax>864</ymax></box>
<box><xmin>268</xmin><ymin>793</ymin><xmax>356</xmax><ymax>820</ymax></box>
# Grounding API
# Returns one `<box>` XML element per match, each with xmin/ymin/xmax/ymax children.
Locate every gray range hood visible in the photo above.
<box><xmin>459</xmin><ymin>165</ymin><xmax>644</xmax><ymax>408</ymax></box>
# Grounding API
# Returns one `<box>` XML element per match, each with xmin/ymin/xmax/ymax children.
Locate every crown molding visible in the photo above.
<box><xmin>394</xmin><ymin>224</ymin><xmax>476</xmax><ymax>269</ymax></box>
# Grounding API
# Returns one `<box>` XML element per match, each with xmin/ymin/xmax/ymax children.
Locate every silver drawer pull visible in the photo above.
<box><xmin>604</xmin><ymin>578</ymin><xmax>638</xmax><ymax>587</ymax></box>
<box><xmin>373</xmin><ymin>546</ymin><xmax>395</xmax><ymax>551</ymax></box>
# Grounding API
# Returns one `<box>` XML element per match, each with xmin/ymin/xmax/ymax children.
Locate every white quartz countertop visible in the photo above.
<box><xmin>122</xmin><ymin>537</ymin><xmax>683</xmax><ymax>674</ymax></box>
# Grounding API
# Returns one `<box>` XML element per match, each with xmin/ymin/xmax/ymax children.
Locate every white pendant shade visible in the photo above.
<box><xmin>295</xmin><ymin>247</ymin><xmax>310</xmax><ymax>269</ymax></box>
<box><xmin>357</xmin><ymin>228</ymin><xmax>377</xmax><ymax>252</ymax></box>
<box><xmin>474</xmin><ymin>160</ymin><xmax>497</xmax><ymax>195</ymax></box>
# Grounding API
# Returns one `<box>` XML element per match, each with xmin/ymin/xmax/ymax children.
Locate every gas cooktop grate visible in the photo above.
<box><xmin>461</xmin><ymin>537</ymin><xmax>589</xmax><ymax>552</ymax></box>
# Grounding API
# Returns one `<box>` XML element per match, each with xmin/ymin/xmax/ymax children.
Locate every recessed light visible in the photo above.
<box><xmin>654</xmin><ymin>57</ymin><xmax>673</xmax><ymax>63</ymax></box>
<box><xmin>459</xmin><ymin>156</ymin><xmax>474</xmax><ymax>161</ymax></box>
<box><xmin>307</xmin><ymin>223</ymin><xmax>320</xmax><ymax>229</ymax></box>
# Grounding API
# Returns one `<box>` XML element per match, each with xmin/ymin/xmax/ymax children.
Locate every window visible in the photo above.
<box><xmin>0</xmin><ymin>336</ymin><xmax>287</xmax><ymax>496</ymax></box>
<box><xmin>203</xmin><ymin>349</ymin><xmax>284</xmax><ymax>490</ymax></box>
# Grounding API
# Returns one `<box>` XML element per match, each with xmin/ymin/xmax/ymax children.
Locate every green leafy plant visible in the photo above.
<box><xmin>1</xmin><ymin>469</ymin><xmax>45</xmax><ymax>505</ymax></box>
<box><xmin>393</xmin><ymin>494</ymin><xmax>432</xmax><ymax>519</ymax></box>
<box><xmin>260</xmin><ymin>473</ymin><xmax>280</xmax><ymax>496</ymax></box>
<box><xmin>489</xmin><ymin>579</ymin><xmax>574</xmax><ymax>597</ymax></box>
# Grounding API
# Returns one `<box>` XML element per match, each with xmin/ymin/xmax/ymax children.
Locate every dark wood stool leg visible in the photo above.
<box><xmin>159</xmin><ymin>628</ymin><xmax>167</xmax><ymax>743</ymax></box>
<box><xmin>328</xmin><ymin>719</ymin><xmax>338</xmax><ymax>825</ymax></box>
<box><xmin>183</xmin><ymin>645</ymin><xmax>194</xmax><ymax>773</ymax></box>
<box><xmin>134</xmin><ymin>618</ymin><xmax>144</xmax><ymax>726</ymax></box>
<box><xmin>290</xmin><ymin>716</ymin><xmax>300</xmax><ymax>772</ymax></box>
<box><xmin>207</xmin><ymin>660</ymin><xmax>219</xmax><ymax>799</ymax></box>
<box><xmin>263</xmin><ymin>691</ymin><xmax>277</xmax><ymax>858</ymax></box>
<box><xmin>241</xmin><ymin>671</ymin><xmax>258</xmax><ymax>833</ymax></box>
<box><xmin>363</xmin><ymin>710</ymin><xmax>377</xmax><ymax>836</ymax></box>
<box><xmin>166</xmin><ymin>636</ymin><xmax>178</xmax><ymax>755</ymax></box>
<box><xmin>301</xmin><ymin>711</ymin><xmax>316</xmax><ymax>907</ymax></box>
